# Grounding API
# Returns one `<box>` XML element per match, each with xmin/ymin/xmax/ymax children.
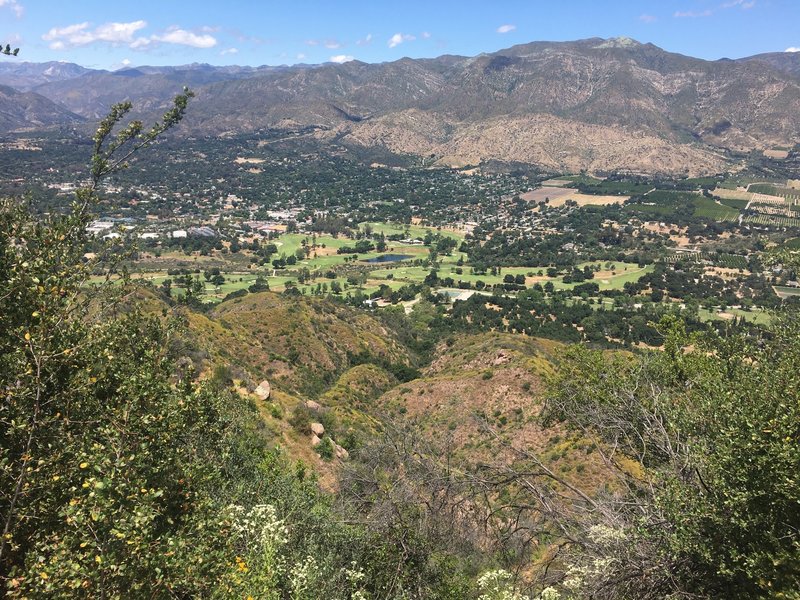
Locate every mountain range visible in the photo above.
<box><xmin>2</xmin><ymin>38</ymin><xmax>799</xmax><ymax>175</ymax></box>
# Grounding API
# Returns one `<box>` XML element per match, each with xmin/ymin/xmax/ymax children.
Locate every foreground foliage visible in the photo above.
<box><xmin>540</xmin><ymin>317</ymin><xmax>800</xmax><ymax>599</ymax></box>
<box><xmin>0</xmin><ymin>97</ymin><xmax>483</xmax><ymax>598</ymax></box>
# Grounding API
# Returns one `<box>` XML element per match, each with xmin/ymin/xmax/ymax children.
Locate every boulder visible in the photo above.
<box><xmin>254</xmin><ymin>380</ymin><xmax>271</xmax><ymax>400</ymax></box>
<box><xmin>306</xmin><ymin>400</ymin><xmax>321</xmax><ymax>411</ymax></box>
<box><xmin>311</xmin><ymin>434</ymin><xmax>322</xmax><ymax>447</ymax></box>
<box><xmin>492</xmin><ymin>351</ymin><xmax>510</xmax><ymax>366</ymax></box>
<box><xmin>310</xmin><ymin>422</ymin><xmax>325</xmax><ymax>437</ymax></box>
<box><xmin>334</xmin><ymin>443</ymin><xmax>349</xmax><ymax>460</ymax></box>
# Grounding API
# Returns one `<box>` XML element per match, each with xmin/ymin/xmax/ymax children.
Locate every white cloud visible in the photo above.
<box><xmin>0</xmin><ymin>0</ymin><xmax>23</xmax><ymax>18</ymax></box>
<box><xmin>296</xmin><ymin>53</ymin><xmax>306</xmax><ymax>60</ymax></box>
<box><xmin>639</xmin><ymin>14</ymin><xmax>657</xmax><ymax>23</ymax></box>
<box><xmin>723</xmin><ymin>0</ymin><xmax>755</xmax><ymax>8</ymax></box>
<box><xmin>43</xmin><ymin>20</ymin><xmax>148</xmax><ymax>49</ymax></box>
<box><xmin>421</xmin><ymin>31</ymin><xmax>431</xmax><ymax>39</ymax></box>
<box><xmin>673</xmin><ymin>9</ymin><xmax>713</xmax><ymax>17</ymax></box>
<box><xmin>496</xmin><ymin>24</ymin><xmax>516</xmax><ymax>34</ymax></box>
<box><xmin>152</xmin><ymin>27</ymin><xmax>217</xmax><ymax>48</ymax></box>
<box><xmin>329</xmin><ymin>54</ymin><xmax>354</xmax><ymax>63</ymax></box>
<box><xmin>388</xmin><ymin>32</ymin><xmax>415</xmax><ymax>48</ymax></box>
<box><xmin>306</xmin><ymin>38</ymin><xmax>342</xmax><ymax>49</ymax></box>
<box><xmin>356</xmin><ymin>33</ymin><xmax>373</xmax><ymax>46</ymax></box>
<box><xmin>130</xmin><ymin>37</ymin><xmax>151</xmax><ymax>49</ymax></box>
<box><xmin>786</xmin><ymin>47</ymin><xmax>800</xmax><ymax>53</ymax></box>
<box><xmin>220</xmin><ymin>47</ymin><xmax>238</xmax><ymax>55</ymax></box>
<box><xmin>43</xmin><ymin>20</ymin><xmax>218</xmax><ymax>51</ymax></box>
<box><xmin>112</xmin><ymin>57</ymin><xmax>132</xmax><ymax>71</ymax></box>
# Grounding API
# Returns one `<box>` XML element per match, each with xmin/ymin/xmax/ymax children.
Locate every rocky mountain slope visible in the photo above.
<box><xmin>738</xmin><ymin>51</ymin><xmax>800</xmax><ymax>78</ymax></box>
<box><xmin>0</xmin><ymin>83</ymin><xmax>83</xmax><ymax>132</ymax></box>
<box><xmin>2</xmin><ymin>38</ymin><xmax>799</xmax><ymax>174</ymax></box>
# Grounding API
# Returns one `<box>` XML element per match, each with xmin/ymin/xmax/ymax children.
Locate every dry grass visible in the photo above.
<box><xmin>374</xmin><ymin>333</ymin><xmax>616</xmax><ymax>493</ymax></box>
<box><xmin>764</xmin><ymin>149</ymin><xmax>790</xmax><ymax>159</ymax></box>
<box><xmin>521</xmin><ymin>187</ymin><xmax>576</xmax><ymax>203</ymax></box>
<box><xmin>712</xmin><ymin>187</ymin><xmax>753</xmax><ymax>201</ymax></box>
<box><xmin>521</xmin><ymin>187</ymin><xmax>626</xmax><ymax>207</ymax></box>
<box><xmin>556</xmin><ymin>193</ymin><xmax>626</xmax><ymax>207</ymax></box>
<box><xmin>704</xmin><ymin>266</ymin><xmax>748</xmax><ymax>279</ymax></box>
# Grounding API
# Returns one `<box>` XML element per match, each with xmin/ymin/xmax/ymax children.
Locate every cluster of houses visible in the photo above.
<box><xmin>86</xmin><ymin>219</ymin><xmax>220</xmax><ymax>241</ymax></box>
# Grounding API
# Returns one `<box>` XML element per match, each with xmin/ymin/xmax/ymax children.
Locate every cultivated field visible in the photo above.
<box><xmin>764</xmin><ymin>149</ymin><xmax>790</xmax><ymax>160</ymax></box>
<box><xmin>712</xmin><ymin>187</ymin><xmax>753</xmax><ymax>202</ymax></box>
<box><xmin>773</xmin><ymin>285</ymin><xmax>800</xmax><ymax>299</ymax></box>
<box><xmin>521</xmin><ymin>186</ymin><xmax>627</xmax><ymax>207</ymax></box>
<box><xmin>521</xmin><ymin>186</ymin><xmax>576</xmax><ymax>203</ymax></box>
<box><xmin>539</xmin><ymin>178</ymin><xmax>574</xmax><ymax>187</ymax></box>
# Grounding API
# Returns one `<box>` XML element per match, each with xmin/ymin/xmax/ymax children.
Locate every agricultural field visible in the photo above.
<box><xmin>521</xmin><ymin>186</ymin><xmax>627</xmax><ymax>207</ymax></box>
<box><xmin>666</xmin><ymin>252</ymin><xmax>750</xmax><ymax>270</ymax></box>
<box><xmin>763</xmin><ymin>149</ymin><xmax>790</xmax><ymax>160</ymax></box>
<box><xmin>555</xmin><ymin>192</ymin><xmax>627</xmax><ymax>208</ymax></box>
<box><xmin>748</xmin><ymin>183</ymin><xmax>800</xmax><ymax>202</ymax></box>
<box><xmin>716</xmin><ymin>197</ymin><xmax>749</xmax><ymax>210</ymax></box>
<box><xmin>773</xmin><ymin>285</ymin><xmax>800</xmax><ymax>299</ymax></box>
<box><xmin>712</xmin><ymin>187</ymin><xmax>752</xmax><ymax>202</ymax></box>
<box><xmin>521</xmin><ymin>186</ymin><xmax>577</xmax><ymax>203</ymax></box>
<box><xmin>744</xmin><ymin>214</ymin><xmax>800</xmax><ymax>228</ymax></box>
<box><xmin>693</xmin><ymin>197</ymin><xmax>740</xmax><ymax>221</ymax></box>
<box><xmin>539</xmin><ymin>178</ymin><xmax>576</xmax><ymax>187</ymax></box>
<box><xmin>576</xmin><ymin>180</ymin><xmax>653</xmax><ymax>196</ymax></box>
<box><xmin>526</xmin><ymin>175</ymin><xmax>666</xmax><ymax>204</ymax></box>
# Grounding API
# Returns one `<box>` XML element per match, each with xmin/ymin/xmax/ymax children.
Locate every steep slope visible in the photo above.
<box><xmin>739</xmin><ymin>51</ymin><xmax>800</xmax><ymax>79</ymax></box>
<box><xmin>375</xmin><ymin>333</ymin><xmax>559</xmax><ymax>463</ymax></box>
<box><xmin>6</xmin><ymin>38</ymin><xmax>800</xmax><ymax>173</ymax></box>
<box><xmin>32</xmin><ymin>69</ymin><xmax>227</xmax><ymax>119</ymax></box>
<box><xmin>184</xmin><ymin>291</ymin><xmax>412</xmax><ymax>396</ymax></box>
<box><xmin>177</xmin><ymin>38</ymin><xmax>800</xmax><ymax>173</ymax></box>
<box><xmin>0</xmin><ymin>84</ymin><xmax>83</xmax><ymax>132</ymax></box>
<box><xmin>338</xmin><ymin>110</ymin><xmax>727</xmax><ymax>175</ymax></box>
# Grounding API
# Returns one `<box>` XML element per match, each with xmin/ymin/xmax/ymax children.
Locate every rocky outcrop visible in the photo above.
<box><xmin>254</xmin><ymin>380</ymin><xmax>271</xmax><ymax>400</ymax></box>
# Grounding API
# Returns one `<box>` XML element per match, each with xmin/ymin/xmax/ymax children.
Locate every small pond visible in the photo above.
<box><xmin>363</xmin><ymin>254</ymin><xmax>412</xmax><ymax>263</ymax></box>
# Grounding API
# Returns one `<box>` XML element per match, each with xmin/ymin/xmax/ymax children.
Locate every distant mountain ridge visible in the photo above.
<box><xmin>2</xmin><ymin>38</ymin><xmax>799</xmax><ymax>175</ymax></box>
<box><xmin>0</xmin><ymin>84</ymin><xmax>83</xmax><ymax>133</ymax></box>
<box><xmin>0</xmin><ymin>61</ymin><xmax>93</xmax><ymax>91</ymax></box>
<box><xmin>737</xmin><ymin>51</ymin><xmax>800</xmax><ymax>78</ymax></box>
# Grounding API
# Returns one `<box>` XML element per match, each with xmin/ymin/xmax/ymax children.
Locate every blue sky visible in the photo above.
<box><xmin>2</xmin><ymin>0</ymin><xmax>799</xmax><ymax>69</ymax></box>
